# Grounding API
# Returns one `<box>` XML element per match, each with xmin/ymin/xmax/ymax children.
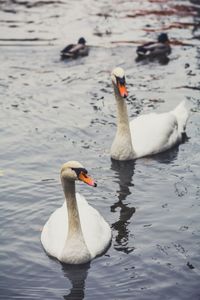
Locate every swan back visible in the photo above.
<box><xmin>130</xmin><ymin>112</ymin><xmax>178</xmax><ymax>157</ymax></box>
<box><xmin>129</xmin><ymin>101</ymin><xmax>189</xmax><ymax>158</ymax></box>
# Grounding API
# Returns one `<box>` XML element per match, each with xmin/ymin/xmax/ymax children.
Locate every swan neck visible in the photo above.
<box><xmin>111</xmin><ymin>85</ymin><xmax>135</xmax><ymax>160</ymax></box>
<box><xmin>114</xmin><ymin>87</ymin><xmax>130</xmax><ymax>129</ymax></box>
<box><xmin>60</xmin><ymin>177</ymin><xmax>91</xmax><ymax>263</ymax></box>
<box><xmin>62</xmin><ymin>178</ymin><xmax>82</xmax><ymax>236</ymax></box>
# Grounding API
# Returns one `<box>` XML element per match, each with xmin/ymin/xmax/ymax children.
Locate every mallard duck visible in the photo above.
<box><xmin>136</xmin><ymin>33</ymin><xmax>171</xmax><ymax>58</ymax></box>
<box><xmin>41</xmin><ymin>161</ymin><xmax>111</xmax><ymax>264</ymax></box>
<box><xmin>60</xmin><ymin>37</ymin><xmax>89</xmax><ymax>59</ymax></box>
<box><xmin>110</xmin><ymin>67</ymin><xmax>189</xmax><ymax>161</ymax></box>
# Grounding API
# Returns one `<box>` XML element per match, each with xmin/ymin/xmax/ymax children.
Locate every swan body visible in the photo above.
<box><xmin>136</xmin><ymin>33</ymin><xmax>171</xmax><ymax>58</ymax></box>
<box><xmin>41</xmin><ymin>161</ymin><xmax>111</xmax><ymax>264</ymax></box>
<box><xmin>111</xmin><ymin>67</ymin><xmax>189</xmax><ymax>161</ymax></box>
<box><xmin>60</xmin><ymin>37</ymin><xmax>89</xmax><ymax>59</ymax></box>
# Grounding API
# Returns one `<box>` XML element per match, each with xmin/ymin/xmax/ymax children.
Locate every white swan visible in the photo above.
<box><xmin>41</xmin><ymin>161</ymin><xmax>111</xmax><ymax>264</ymax></box>
<box><xmin>111</xmin><ymin>67</ymin><xmax>189</xmax><ymax>161</ymax></box>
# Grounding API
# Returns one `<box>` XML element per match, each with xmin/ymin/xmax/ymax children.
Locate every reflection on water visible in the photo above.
<box><xmin>62</xmin><ymin>263</ymin><xmax>90</xmax><ymax>300</ymax></box>
<box><xmin>151</xmin><ymin>144</ymin><xmax>180</xmax><ymax>165</ymax></box>
<box><xmin>135</xmin><ymin>54</ymin><xmax>170</xmax><ymax>65</ymax></box>
<box><xmin>110</xmin><ymin>160</ymin><xmax>136</xmax><ymax>254</ymax></box>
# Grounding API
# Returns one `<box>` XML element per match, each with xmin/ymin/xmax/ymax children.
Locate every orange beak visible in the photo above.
<box><xmin>79</xmin><ymin>172</ymin><xmax>97</xmax><ymax>187</ymax></box>
<box><xmin>117</xmin><ymin>82</ymin><xmax>128</xmax><ymax>98</ymax></box>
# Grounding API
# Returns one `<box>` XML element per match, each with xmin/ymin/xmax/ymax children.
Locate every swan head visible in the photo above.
<box><xmin>111</xmin><ymin>67</ymin><xmax>128</xmax><ymax>98</ymax></box>
<box><xmin>61</xmin><ymin>161</ymin><xmax>97</xmax><ymax>187</ymax></box>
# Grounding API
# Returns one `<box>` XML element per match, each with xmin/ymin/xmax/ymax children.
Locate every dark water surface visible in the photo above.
<box><xmin>0</xmin><ymin>0</ymin><xmax>200</xmax><ymax>299</ymax></box>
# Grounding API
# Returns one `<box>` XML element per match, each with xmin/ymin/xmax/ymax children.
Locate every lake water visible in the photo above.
<box><xmin>0</xmin><ymin>0</ymin><xmax>200</xmax><ymax>299</ymax></box>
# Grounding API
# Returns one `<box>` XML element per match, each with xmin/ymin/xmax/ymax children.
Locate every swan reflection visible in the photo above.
<box><xmin>151</xmin><ymin>144</ymin><xmax>180</xmax><ymax>164</ymax></box>
<box><xmin>111</xmin><ymin>159</ymin><xmax>136</xmax><ymax>254</ymax></box>
<box><xmin>62</xmin><ymin>262</ymin><xmax>90</xmax><ymax>300</ymax></box>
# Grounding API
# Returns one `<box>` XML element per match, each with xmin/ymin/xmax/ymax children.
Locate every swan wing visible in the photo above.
<box><xmin>130</xmin><ymin>111</ymin><xmax>181</xmax><ymax>158</ymax></box>
<box><xmin>41</xmin><ymin>202</ymin><xmax>68</xmax><ymax>259</ymax></box>
<box><xmin>77</xmin><ymin>193</ymin><xmax>111</xmax><ymax>258</ymax></box>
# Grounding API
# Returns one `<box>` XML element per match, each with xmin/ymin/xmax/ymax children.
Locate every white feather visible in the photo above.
<box><xmin>129</xmin><ymin>102</ymin><xmax>189</xmax><ymax>158</ymax></box>
<box><xmin>41</xmin><ymin>193</ymin><xmax>111</xmax><ymax>262</ymax></box>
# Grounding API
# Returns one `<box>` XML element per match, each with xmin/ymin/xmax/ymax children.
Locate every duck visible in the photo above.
<box><xmin>136</xmin><ymin>33</ymin><xmax>171</xmax><ymax>58</ymax></box>
<box><xmin>110</xmin><ymin>67</ymin><xmax>189</xmax><ymax>161</ymax></box>
<box><xmin>41</xmin><ymin>161</ymin><xmax>111</xmax><ymax>264</ymax></box>
<box><xmin>60</xmin><ymin>37</ymin><xmax>89</xmax><ymax>59</ymax></box>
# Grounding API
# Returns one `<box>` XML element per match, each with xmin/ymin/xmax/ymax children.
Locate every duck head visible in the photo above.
<box><xmin>158</xmin><ymin>33</ymin><xmax>169</xmax><ymax>44</ymax></box>
<box><xmin>78</xmin><ymin>37</ymin><xmax>86</xmax><ymax>45</ymax></box>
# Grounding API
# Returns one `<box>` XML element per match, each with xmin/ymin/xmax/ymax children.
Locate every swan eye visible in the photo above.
<box><xmin>72</xmin><ymin>167</ymin><xmax>88</xmax><ymax>176</ymax></box>
<box><xmin>116</xmin><ymin>76</ymin><xmax>125</xmax><ymax>85</ymax></box>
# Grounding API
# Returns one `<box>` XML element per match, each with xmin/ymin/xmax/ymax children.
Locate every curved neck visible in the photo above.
<box><xmin>61</xmin><ymin>178</ymin><xmax>91</xmax><ymax>263</ymax></box>
<box><xmin>114</xmin><ymin>86</ymin><xmax>131</xmax><ymax>132</ymax></box>
<box><xmin>62</xmin><ymin>178</ymin><xmax>82</xmax><ymax>237</ymax></box>
<box><xmin>111</xmin><ymin>85</ymin><xmax>135</xmax><ymax>160</ymax></box>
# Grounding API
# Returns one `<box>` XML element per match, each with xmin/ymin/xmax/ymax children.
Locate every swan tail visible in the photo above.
<box><xmin>172</xmin><ymin>101</ymin><xmax>189</xmax><ymax>133</ymax></box>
